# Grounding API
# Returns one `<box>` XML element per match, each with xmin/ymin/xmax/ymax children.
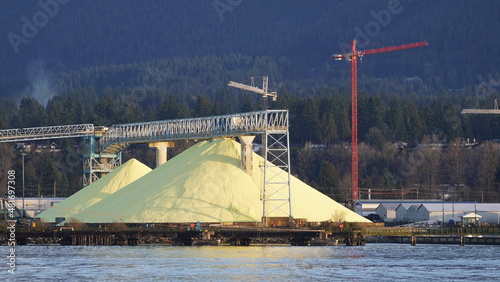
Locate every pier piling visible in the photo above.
<box><xmin>411</xmin><ymin>235</ymin><xmax>417</xmax><ymax>246</ymax></box>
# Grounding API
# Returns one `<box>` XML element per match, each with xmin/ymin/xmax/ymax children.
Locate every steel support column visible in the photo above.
<box><xmin>83</xmin><ymin>136</ymin><xmax>122</xmax><ymax>187</ymax></box>
<box><xmin>262</xmin><ymin>111</ymin><xmax>292</xmax><ymax>226</ymax></box>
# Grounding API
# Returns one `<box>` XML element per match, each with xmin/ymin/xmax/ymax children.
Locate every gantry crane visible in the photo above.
<box><xmin>462</xmin><ymin>100</ymin><xmax>500</xmax><ymax>114</ymax></box>
<box><xmin>333</xmin><ymin>39</ymin><xmax>429</xmax><ymax>201</ymax></box>
<box><xmin>228</xmin><ymin>76</ymin><xmax>277</xmax><ymax>110</ymax></box>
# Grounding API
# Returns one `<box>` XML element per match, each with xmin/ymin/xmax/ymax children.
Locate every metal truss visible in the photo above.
<box><xmin>263</xmin><ymin>125</ymin><xmax>292</xmax><ymax>221</ymax></box>
<box><xmin>0</xmin><ymin>111</ymin><xmax>292</xmax><ymax>218</ymax></box>
<box><xmin>98</xmin><ymin>110</ymin><xmax>288</xmax><ymax>153</ymax></box>
<box><xmin>82</xmin><ymin>152</ymin><xmax>122</xmax><ymax>186</ymax></box>
<box><xmin>98</xmin><ymin>110</ymin><xmax>292</xmax><ymax>220</ymax></box>
<box><xmin>82</xmin><ymin>136</ymin><xmax>122</xmax><ymax>187</ymax></box>
<box><xmin>0</xmin><ymin>124</ymin><xmax>94</xmax><ymax>143</ymax></box>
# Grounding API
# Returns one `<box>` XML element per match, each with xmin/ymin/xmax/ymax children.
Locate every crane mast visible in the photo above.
<box><xmin>333</xmin><ymin>39</ymin><xmax>428</xmax><ymax>201</ymax></box>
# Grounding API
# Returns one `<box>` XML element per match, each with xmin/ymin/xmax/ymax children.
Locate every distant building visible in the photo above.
<box><xmin>14</xmin><ymin>197</ymin><xmax>67</xmax><ymax>218</ymax></box>
<box><xmin>395</xmin><ymin>204</ymin><xmax>410</xmax><ymax>222</ymax></box>
<box><xmin>15</xmin><ymin>142</ymin><xmax>62</xmax><ymax>153</ymax></box>
<box><xmin>375</xmin><ymin>203</ymin><xmax>400</xmax><ymax>222</ymax></box>
<box><xmin>415</xmin><ymin>205</ymin><xmax>430</xmax><ymax>222</ymax></box>
<box><xmin>406</xmin><ymin>205</ymin><xmax>421</xmax><ymax>222</ymax></box>
<box><xmin>422</xmin><ymin>203</ymin><xmax>500</xmax><ymax>224</ymax></box>
<box><xmin>359</xmin><ymin>200</ymin><xmax>442</xmax><ymax>222</ymax></box>
<box><xmin>358</xmin><ymin>203</ymin><xmax>380</xmax><ymax>217</ymax></box>
<box><xmin>461</xmin><ymin>213</ymin><xmax>482</xmax><ymax>225</ymax></box>
<box><xmin>358</xmin><ymin>200</ymin><xmax>500</xmax><ymax>225</ymax></box>
<box><xmin>392</xmin><ymin>141</ymin><xmax>407</xmax><ymax>150</ymax></box>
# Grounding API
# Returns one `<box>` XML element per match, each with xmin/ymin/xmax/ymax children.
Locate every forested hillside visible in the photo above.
<box><xmin>1</xmin><ymin>89</ymin><xmax>499</xmax><ymax>202</ymax></box>
<box><xmin>0</xmin><ymin>0</ymin><xmax>499</xmax><ymax>95</ymax></box>
<box><xmin>0</xmin><ymin>1</ymin><xmax>499</xmax><ymax>202</ymax></box>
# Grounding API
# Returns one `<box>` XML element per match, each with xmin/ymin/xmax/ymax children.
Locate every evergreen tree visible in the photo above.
<box><xmin>476</xmin><ymin>142</ymin><xmax>499</xmax><ymax>198</ymax></box>
<box><xmin>319</xmin><ymin>112</ymin><xmax>338</xmax><ymax>145</ymax></box>
<box><xmin>387</xmin><ymin>97</ymin><xmax>407</xmax><ymax>141</ymax></box>
<box><xmin>46</xmin><ymin>99</ymin><xmax>63</xmax><ymax>125</ymax></box>
<box><xmin>418</xmin><ymin>135</ymin><xmax>442</xmax><ymax>199</ymax></box>
<box><xmin>122</xmin><ymin>101</ymin><xmax>143</xmax><ymax>123</ymax></box>
<box><xmin>159</xmin><ymin>95</ymin><xmax>181</xmax><ymax>120</ymax></box>
<box><xmin>0</xmin><ymin>108</ymin><xmax>7</xmax><ymax>129</ymax></box>
<box><xmin>337</xmin><ymin>108</ymin><xmax>351</xmax><ymax>142</ymax></box>
<box><xmin>15</xmin><ymin>97</ymin><xmax>47</xmax><ymax>127</ymax></box>
<box><xmin>370</xmin><ymin>95</ymin><xmax>386</xmax><ymax>129</ymax></box>
<box><xmin>298</xmin><ymin>98</ymin><xmax>320</xmax><ymax>143</ymax></box>
<box><xmin>239</xmin><ymin>93</ymin><xmax>254</xmax><ymax>112</ymax></box>
<box><xmin>403</xmin><ymin>100</ymin><xmax>424</xmax><ymax>145</ymax></box>
<box><xmin>318</xmin><ymin>160</ymin><xmax>339</xmax><ymax>198</ymax></box>
<box><xmin>95</xmin><ymin>96</ymin><xmax>115</xmax><ymax>125</ymax></box>
<box><xmin>194</xmin><ymin>94</ymin><xmax>213</xmax><ymax>117</ymax></box>
<box><xmin>62</xmin><ymin>97</ymin><xmax>77</xmax><ymax>124</ymax></box>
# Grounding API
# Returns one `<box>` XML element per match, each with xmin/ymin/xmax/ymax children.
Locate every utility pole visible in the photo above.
<box><xmin>21</xmin><ymin>152</ymin><xmax>25</xmax><ymax>216</ymax></box>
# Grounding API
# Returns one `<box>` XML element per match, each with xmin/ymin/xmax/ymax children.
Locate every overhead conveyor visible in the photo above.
<box><xmin>0</xmin><ymin>110</ymin><xmax>293</xmax><ymax>222</ymax></box>
<box><xmin>0</xmin><ymin>124</ymin><xmax>95</xmax><ymax>143</ymax></box>
<box><xmin>98</xmin><ymin>110</ymin><xmax>288</xmax><ymax>153</ymax></box>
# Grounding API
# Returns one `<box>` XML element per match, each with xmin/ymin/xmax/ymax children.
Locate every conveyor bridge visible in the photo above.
<box><xmin>0</xmin><ymin>110</ymin><xmax>292</xmax><ymax>221</ymax></box>
<box><xmin>99</xmin><ymin>110</ymin><xmax>288</xmax><ymax>153</ymax></box>
<box><xmin>0</xmin><ymin>124</ymin><xmax>94</xmax><ymax>143</ymax></box>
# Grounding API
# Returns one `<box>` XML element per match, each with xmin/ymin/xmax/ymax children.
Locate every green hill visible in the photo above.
<box><xmin>0</xmin><ymin>0</ymin><xmax>499</xmax><ymax>96</ymax></box>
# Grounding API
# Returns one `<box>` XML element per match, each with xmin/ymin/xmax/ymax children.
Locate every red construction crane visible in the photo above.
<box><xmin>333</xmin><ymin>39</ymin><xmax>428</xmax><ymax>201</ymax></box>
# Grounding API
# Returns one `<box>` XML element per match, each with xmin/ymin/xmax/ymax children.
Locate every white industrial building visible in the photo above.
<box><xmin>359</xmin><ymin>201</ymin><xmax>500</xmax><ymax>225</ymax></box>
<box><xmin>395</xmin><ymin>204</ymin><xmax>413</xmax><ymax>222</ymax></box>
<box><xmin>419</xmin><ymin>203</ymin><xmax>500</xmax><ymax>225</ymax></box>
<box><xmin>359</xmin><ymin>203</ymin><xmax>380</xmax><ymax>216</ymax></box>
<box><xmin>375</xmin><ymin>203</ymin><xmax>400</xmax><ymax>222</ymax></box>
<box><xmin>415</xmin><ymin>205</ymin><xmax>430</xmax><ymax>223</ymax></box>
<box><xmin>12</xmin><ymin>197</ymin><xmax>66</xmax><ymax>218</ymax></box>
<box><xmin>358</xmin><ymin>200</ymin><xmax>441</xmax><ymax>222</ymax></box>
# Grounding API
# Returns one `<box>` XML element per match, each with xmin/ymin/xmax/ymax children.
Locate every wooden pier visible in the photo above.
<box><xmin>0</xmin><ymin>226</ymin><xmax>364</xmax><ymax>246</ymax></box>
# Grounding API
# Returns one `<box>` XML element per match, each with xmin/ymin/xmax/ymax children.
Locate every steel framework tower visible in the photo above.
<box><xmin>82</xmin><ymin>135</ymin><xmax>123</xmax><ymax>186</ymax></box>
<box><xmin>262</xmin><ymin>113</ymin><xmax>292</xmax><ymax>223</ymax></box>
<box><xmin>228</xmin><ymin>78</ymin><xmax>291</xmax><ymax>223</ymax></box>
<box><xmin>333</xmin><ymin>39</ymin><xmax>428</xmax><ymax>200</ymax></box>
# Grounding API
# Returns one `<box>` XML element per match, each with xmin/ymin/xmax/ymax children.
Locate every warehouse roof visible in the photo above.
<box><xmin>377</xmin><ymin>203</ymin><xmax>401</xmax><ymax>211</ymax></box>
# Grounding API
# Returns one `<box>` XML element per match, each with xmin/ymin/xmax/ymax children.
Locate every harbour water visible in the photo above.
<box><xmin>3</xmin><ymin>244</ymin><xmax>500</xmax><ymax>281</ymax></box>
